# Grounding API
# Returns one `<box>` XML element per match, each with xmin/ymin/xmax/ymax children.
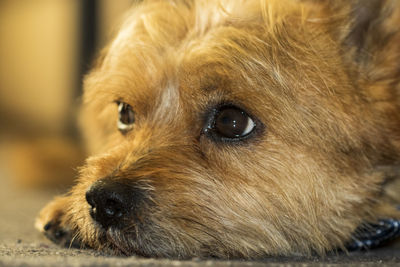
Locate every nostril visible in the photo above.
<box><xmin>104</xmin><ymin>206</ymin><xmax>115</xmax><ymax>217</ymax></box>
<box><xmin>104</xmin><ymin>198</ymin><xmax>124</xmax><ymax>218</ymax></box>
<box><xmin>85</xmin><ymin>189</ymin><xmax>96</xmax><ymax>208</ymax></box>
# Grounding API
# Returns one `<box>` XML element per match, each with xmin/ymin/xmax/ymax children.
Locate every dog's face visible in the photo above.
<box><xmin>37</xmin><ymin>0</ymin><xmax>400</xmax><ymax>259</ymax></box>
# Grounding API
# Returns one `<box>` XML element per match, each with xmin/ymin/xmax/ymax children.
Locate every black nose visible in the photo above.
<box><xmin>86</xmin><ymin>179</ymin><xmax>133</xmax><ymax>229</ymax></box>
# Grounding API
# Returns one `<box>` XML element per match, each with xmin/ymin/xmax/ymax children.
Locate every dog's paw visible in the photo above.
<box><xmin>35</xmin><ymin>196</ymin><xmax>82</xmax><ymax>248</ymax></box>
<box><xmin>41</xmin><ymin>221</ymin><xmax>80</xmax><ymax>248</ymax></box>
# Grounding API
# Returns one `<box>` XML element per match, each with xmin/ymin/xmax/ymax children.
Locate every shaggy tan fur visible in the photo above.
<box><xmin>36</xmin><ymin>0</ymin><xmax>400</xmax><ymax>259</ymax></box>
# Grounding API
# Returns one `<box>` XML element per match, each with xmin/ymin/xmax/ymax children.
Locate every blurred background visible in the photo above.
<box><xmin>0</xmin><ymin>0</ymin><xmax>135</xmax><ymax>189</ymax></box>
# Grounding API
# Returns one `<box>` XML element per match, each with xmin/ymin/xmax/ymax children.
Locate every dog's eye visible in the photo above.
<box><xmin>215</xmin><ymin>108</ymin><xmax>255</xmax><ymax>138</ymax></box>
<box><xmin>205</xmin><ymin>106</ymin><xmax>256</xmax><ymax>141</ymax></box>
<box><xmin>117</xmin><ymin>102</ymin><xmax>135</xmax><ymax>132</ymax></box>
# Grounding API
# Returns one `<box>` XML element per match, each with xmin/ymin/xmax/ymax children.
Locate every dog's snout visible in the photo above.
<box><xmin>86</xmin><ymin>179</ymin><xmax>134</xmax><ymax>229</ymax></box>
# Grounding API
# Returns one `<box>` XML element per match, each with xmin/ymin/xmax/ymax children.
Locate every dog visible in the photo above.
<box><xmin>35</xmin><ymin>0</ymin><xmax>400</xmax><ymax>259</ymax></box>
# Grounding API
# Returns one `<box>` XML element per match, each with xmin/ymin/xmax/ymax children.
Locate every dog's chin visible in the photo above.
<box><xmin>78</xmin><ymin>226</ymin><xmax>139</xmax><ymax>257</ymax></box>
<box><xmin>83</xmin><ymin>222</ymin><xmax>182</xmax><ymax>258</ymax></box>
<box><xmin>102</xmin><ymin>227</ymin><xmax>142</xmax><ymax>256</ymax></box>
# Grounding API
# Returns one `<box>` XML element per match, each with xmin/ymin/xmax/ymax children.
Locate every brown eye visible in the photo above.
<box><xmin>118</xmin><ymin>102</ymin><xmax>135</xmax><ymax>132</ymax></box>
<box><xmin>215</xmin><ymin>108</ymin><xmax>255</xmax><ymax>138</ymax></box>
<box><xmin>204</xmin><ymin>105</ymin><xmax>256</xmax><ymax>142</ymax></box>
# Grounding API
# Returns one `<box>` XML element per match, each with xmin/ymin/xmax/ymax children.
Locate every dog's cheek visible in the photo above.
<box><xmin>193</xmin><ymin>140</ymin><xmax>382</xmax><ymax>255</ymax></box>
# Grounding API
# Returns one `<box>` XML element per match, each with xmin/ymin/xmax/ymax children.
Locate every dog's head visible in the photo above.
<box><xmin>68</xmin><ymin>0</ymin><xmax>400</xmax><ymax>258</ymax></box>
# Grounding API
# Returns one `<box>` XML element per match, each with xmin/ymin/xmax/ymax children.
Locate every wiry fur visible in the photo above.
<box><xmin>36</xmin><ymin>0</ymin><xmax>400</xmax><ymax>259</ymax></box>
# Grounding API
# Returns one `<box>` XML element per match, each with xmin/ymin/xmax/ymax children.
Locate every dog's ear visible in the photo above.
<box><xmin>341</xmin><ymin>0</ymin><xmax>400</xmax><ymax>215</ymax></box>
<box><xmin>342</xmin><ymin>0</ymin><xmax>386</xmax><ymax>61</ymax></box>
<box><xmin>338</xmin><ymin>0</ymin><xmax>400</xmax><ymax>75</ymax></box>
<box><xmin>328</xmin><ymin>0</ymin><xmax>400</xmax><ymax>207</ymax></box>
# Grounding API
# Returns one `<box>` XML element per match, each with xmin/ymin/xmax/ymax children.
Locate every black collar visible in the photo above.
<box><xmin>346</xmin><ymin>217</ymin><xmax>400</xmax><ymax>251</ymax></box>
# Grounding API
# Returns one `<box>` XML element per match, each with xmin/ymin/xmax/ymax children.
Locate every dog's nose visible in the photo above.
<box><xmin>86</xmin><ymin>179</ymin><xmax>132</xmax><ymax>229</ymax></box>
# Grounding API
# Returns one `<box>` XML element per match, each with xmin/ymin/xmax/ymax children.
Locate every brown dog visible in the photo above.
<box><xmin>36</xmin><ymin>0</ymin><xmax>400</xmax><ymax>259</ymax></box>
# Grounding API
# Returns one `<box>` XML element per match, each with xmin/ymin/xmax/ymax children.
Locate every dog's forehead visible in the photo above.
<box><xmin>88</xmin><ymin>0</ymin><xmax>326</xmax><ymax>122</ymax></box>
<box><xmin>102</xmin><ymin>0</ymin><xmax>316</xmax><ymax>71</ymax></box>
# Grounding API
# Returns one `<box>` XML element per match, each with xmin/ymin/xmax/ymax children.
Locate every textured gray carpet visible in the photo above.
<box><xmin>1</xmin><ymin>165</ymin><xmax>399</xmax><ymax>266</ymax></box>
